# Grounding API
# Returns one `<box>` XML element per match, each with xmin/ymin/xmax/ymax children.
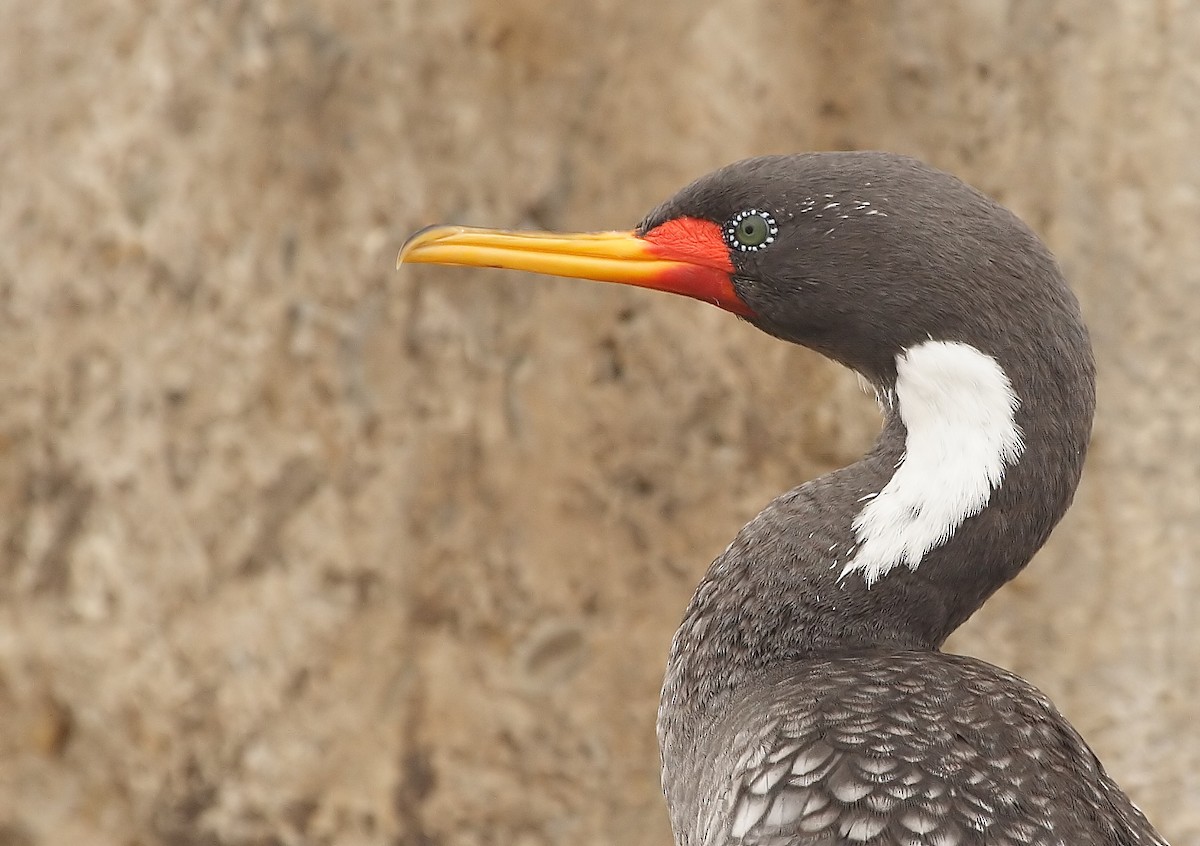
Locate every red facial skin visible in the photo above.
<box><xmin>642</xmin><ymin>218</ymin><xmax>753</xmax><ymax>317</ymax></box>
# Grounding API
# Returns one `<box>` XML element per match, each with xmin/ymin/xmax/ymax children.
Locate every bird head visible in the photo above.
<box><xmin>400</xmin><ymin>152</ymin><xmax>1076</xmax><ymax>390</ymax></box>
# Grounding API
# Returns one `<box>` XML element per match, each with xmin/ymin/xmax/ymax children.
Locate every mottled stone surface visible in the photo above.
<box><xmin>0</xmin><ymin>2</ymin><xmax>1196</xmax><ymax>844</ymax></box>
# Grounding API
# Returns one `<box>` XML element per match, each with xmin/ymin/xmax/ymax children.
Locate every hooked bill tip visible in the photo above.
<box><xmin>397</xmin><ymin>224</ymin><xmax>470</xmax><ymax>268</ymax></box>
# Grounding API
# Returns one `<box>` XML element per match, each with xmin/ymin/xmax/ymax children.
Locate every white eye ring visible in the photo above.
<box><xmin>724</xmin><ymin>209</ymin><xmax>779</xmax><ymax>252</ymax></box>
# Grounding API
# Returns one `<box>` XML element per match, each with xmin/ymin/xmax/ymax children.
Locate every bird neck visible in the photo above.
<box><xmin>658</xmin><ymin>334</ymin><xmax>1095</xmax><ymax>763</ymax></box>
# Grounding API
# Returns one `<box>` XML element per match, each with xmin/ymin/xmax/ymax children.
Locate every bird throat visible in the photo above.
<box><xmin>841</xmin><ymin>340</ymin><xmax>1025</xmax><ymax>586</ymax></box>
<box><xmin>658</xmin><ymin>339</ymin><xmax>1054</xmax><ymax>753</ymax></box>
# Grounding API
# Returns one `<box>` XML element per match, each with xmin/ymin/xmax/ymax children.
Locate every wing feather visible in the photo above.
<box><xmin>691</xmin><ymin>653</ymin><xmax>1167</xmax><ymax>846</ymax></box>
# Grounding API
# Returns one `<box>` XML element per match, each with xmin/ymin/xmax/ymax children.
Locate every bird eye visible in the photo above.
<box><xmin>725</xmin><ymin>209</ymin><xmax>778</xmax><ymax>252</ymax></box>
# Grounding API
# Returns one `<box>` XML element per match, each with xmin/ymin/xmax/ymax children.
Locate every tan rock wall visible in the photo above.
<box><xmin>1</xmin><ymin>1</ymin><xmax>1196</xmax><ymax>844</ymax></box>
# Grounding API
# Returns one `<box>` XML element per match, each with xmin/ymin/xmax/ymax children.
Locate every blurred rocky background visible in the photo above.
<box><xmin>1</xmin><ymin>1</ymin><xmax>1198</xmax><ymax>844</ymax></box>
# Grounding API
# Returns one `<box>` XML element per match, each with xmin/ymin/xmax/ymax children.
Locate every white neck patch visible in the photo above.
<box><xmin>840</xmin><ymin>340</ymin><xmax>1024</xmax><ymax>587</ymax></box>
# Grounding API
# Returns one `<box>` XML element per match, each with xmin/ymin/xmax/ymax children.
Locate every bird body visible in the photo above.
<box><xmin>400</xmin><ymin>152</ymin><xmax>1168</xmax><ymax>845</ymax></box>
<box><xmin>673</xmin><ymin>652</ymin><xmax>1153</xmax><ymax>845</ymax></box>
